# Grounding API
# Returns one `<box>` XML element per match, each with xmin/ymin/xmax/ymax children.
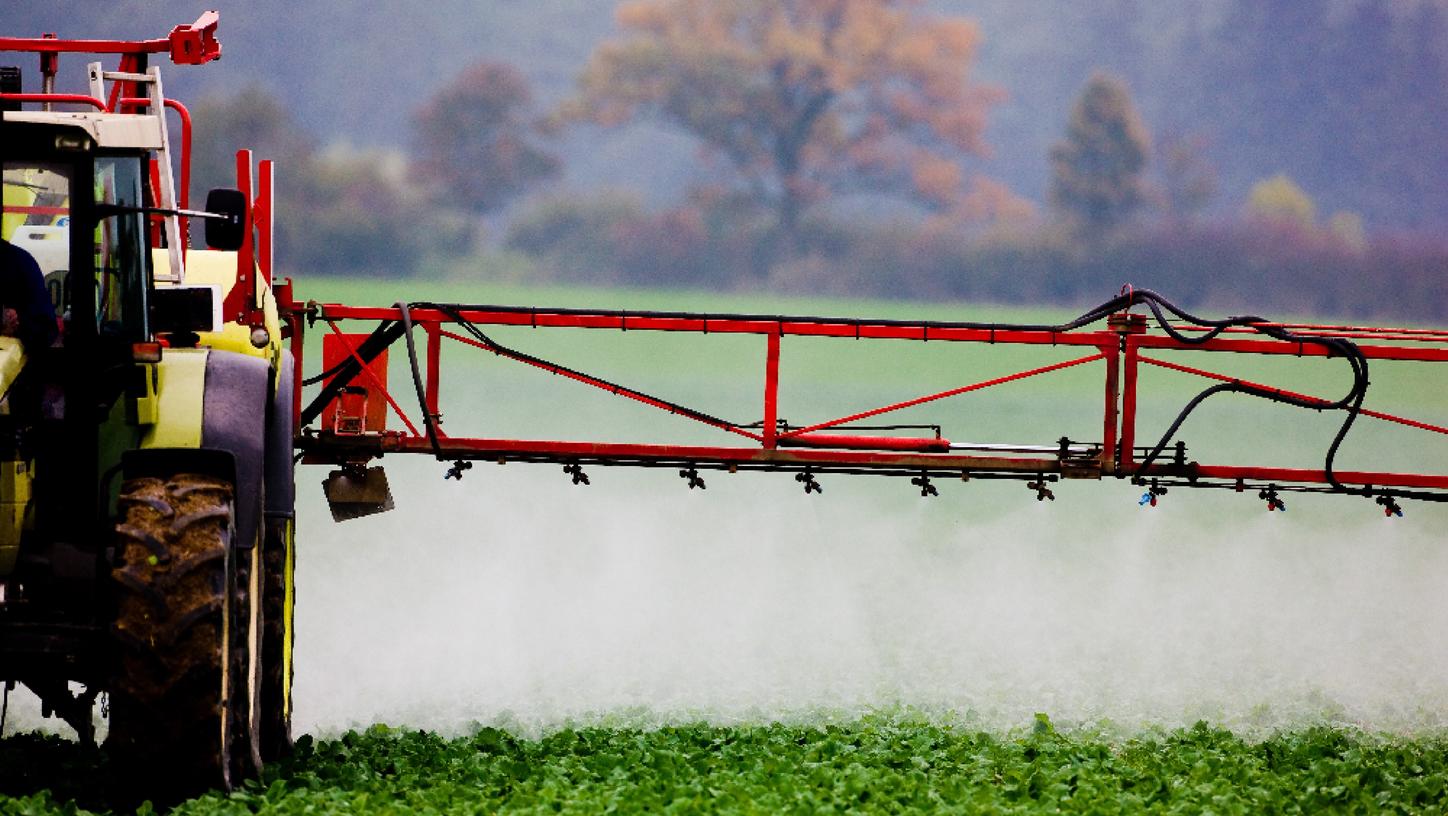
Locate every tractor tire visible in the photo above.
<box><xmin>107</xmin><ymin>473</ymin><xmax>262</xmax><ymax>797</ymax></box>
<box><xmin>259</xmin><ymin>517</ymin><xmax>295</xmax><ymax>761</ymax></box>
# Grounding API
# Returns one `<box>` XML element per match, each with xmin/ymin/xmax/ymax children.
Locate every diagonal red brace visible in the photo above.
<box><xmin>778</xmin><ymin>351</ymin><xmax>1107</xmax><ymax>440</ymax></box>
<box><xmin>438</xmin><ymin>329</ymin><xmax>764</xmax><ymax>443</ymax></box>
<box><xmin>1138</xmin><ymin>355</ymin><xmax>1448</xmax><ymax>437</ymax></box>
<box><xmin>324</xmin><ymin>320</ymin><xmax>422</xmax><ymax>437</ymax></box>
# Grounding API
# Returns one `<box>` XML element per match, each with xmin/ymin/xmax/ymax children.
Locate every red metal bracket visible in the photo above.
<box><xmin>0</xmin><ymin>12</ymin><xmax>221</xmax><ymax>65</ymax></box>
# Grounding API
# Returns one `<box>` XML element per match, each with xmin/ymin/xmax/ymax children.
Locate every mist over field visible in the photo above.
<box><xmin>292</xmin><ymin>459</ymin><xmax>1448</xmax><ymax>739</ymax></box>
<box><xmin>12</xmin><ymin>457</ymin><xmax>1446</xmax><ymax>741</ymax></box>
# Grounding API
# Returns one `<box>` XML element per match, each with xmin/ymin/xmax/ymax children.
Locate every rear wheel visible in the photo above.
<box><xmin>107</xmin><ymin>473</ymin><xmax>261</xmax><ymax>796</ymax></box>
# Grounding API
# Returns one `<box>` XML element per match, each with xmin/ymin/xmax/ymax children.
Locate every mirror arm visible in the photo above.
<box><xmin>93</xmin><ymin>202</ymin><xmax>238</xmax><ymax>223</ymax></box>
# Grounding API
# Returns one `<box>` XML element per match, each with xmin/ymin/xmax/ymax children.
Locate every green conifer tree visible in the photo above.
<box><xmin>1049</xmin><ymin>73</ymin><xmax>1151</xmax><ymax>236</ymax></box>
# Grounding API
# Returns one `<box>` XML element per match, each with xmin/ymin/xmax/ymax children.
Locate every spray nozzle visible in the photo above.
<box><xmin>1139</xmin><ymin>479</ymin><xmax>1167</xmax><ymax>508</ymax></box>
<box><xmin>444</xmin><ymin>460</ymin><xmax>473</xmax><ymax>481</ymax></box>
<box><xmin>679</xmin><ymin>466</ymin><xmax>706</xmax><ymax>490</ymax></box>
<box><xmin>796</xmin><ymin>469</ymin><xmax>822</xmax><ymax>495</ymax></box>
<box><xmin>1027</xmin><ymin>479</ymin><xmax>1055</xmax><ymax>502</ymax></box>
<box><xmin>911</xmin><ymin>473</ymin><xmax>938</xmax><ymax>497</ymax></box>
<box><xmin>1258</xmin><ymin>485</ymin><xmax>1285</xmax><ymax>512</ymax></box>
<box><xmin>1376</xmin><ymin>494</ymin><xmax>1404</xmax><ymax>518</ymax></box>
<box><xmin>564</xmin><ymin>462</ymin><xmax>590</xmax><ymax>486</ymax></box>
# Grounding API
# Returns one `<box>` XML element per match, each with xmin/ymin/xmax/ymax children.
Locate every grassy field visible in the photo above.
<box><xmin>5</xmin><ymin>279</ymin><xmax>1448</xmax><ymax>813</ymax></box>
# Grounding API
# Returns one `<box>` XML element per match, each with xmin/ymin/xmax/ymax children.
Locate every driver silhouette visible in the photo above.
<box><xmin>0</xmin><ymin>237</ymin><xmax>58</xmax><ymax>350</ymax></box>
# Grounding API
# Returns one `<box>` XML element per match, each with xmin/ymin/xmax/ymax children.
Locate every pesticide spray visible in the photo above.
<box><xmin>290</xmin><ymin>457</ymin><xmax>1448</xmax><ymax>739</ymax></box>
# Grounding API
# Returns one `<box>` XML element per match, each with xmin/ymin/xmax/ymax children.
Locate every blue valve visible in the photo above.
<box><xmin>1138</xmin><ymin>480</ymin><xmax>1166</xmax><ymax>508</ymax></box>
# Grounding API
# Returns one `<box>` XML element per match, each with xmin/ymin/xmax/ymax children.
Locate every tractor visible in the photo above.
<box><xmin>1</xmin><ymin>13</ymin><xmax>296</xmax><ymax>795</ymax></box>
<box><xmin>6</xmin><ymin>9</ymin><xmax>1448</xmax><ymax>803</ymax></box>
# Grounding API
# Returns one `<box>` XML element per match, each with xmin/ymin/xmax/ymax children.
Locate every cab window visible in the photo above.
<box><xmin>93</xmin><ymin>156</ymin><xmax>147</xmax><ymax>339</ymax></box>
<box><xmin>2</xmin><ymin>161</ymin><xmax>71</xmax><ymax>320</ymax></box>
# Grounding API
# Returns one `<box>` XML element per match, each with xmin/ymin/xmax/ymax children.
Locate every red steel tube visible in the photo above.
<box><xmin>1185</xmin><ymin>464</ymin><xmax>1448</xmax><ymax>492</ymax></box>
<box><xmin>304</xmin><ymin>434</ymin><xmax>1061</xmax><ymax>474</ymax></box>
<box><xmin>0</xmin><ymin>37</ymin><xmax>173</xmax><ymax>54</ymax></box>
<box><xmin>320</xmin><ymin>304</ymin><xmax>1115</xmax><ymax>348</ymax></box>
<box><xmin>1119</xmin><ymin>340</ymin><xmax>1140</xmax><ymax>468</ymax></box>
<box><xmin>1101</xmin><ymin>342</ymin><xmax>1119</xmax><ymax>472</ymax></box>
<box><xmin>1168</xmin><ymin>324</ymin><xmax>1448</xmax><ymax>344</ymax></box>
<box><xmin>115</xmin><ymin>97</ymin><xmax>193</xmax><ymax>212</ymax></box>
<box><xmin>308</xmin><ymin>303</ymin><xmax>1448</xmax><ymax>363</ymax></box>
<box><xmin>425</xmin><ymin>321</ymin><xmax>443</xmax><ymax>432</ymax></box>
<box><xmin>255</xmin><ymin>159</ymin><xmax>273</xmax><ymax>299</ymax></box>
<box><xmin>0</xmin><ymin>12</ymin><xmax>221</xmax><ymax>65</ymax></box>
<box><xmin>288</xmin><ymin>301</ymin><xmax>305</xmax><ymax>427</ymax></box>
<box><xmin>1170</xmin><ymin>322</ymin><xmax>1448</xmax><ymax>340</ymax></box>
<box><xmin>1132</xmin><ymin>333</ymin><xmax>1448</xmax><ymax>362</ymax></box>
<box><xmin>778</xmin><ymin>434</ymin><xmax>950</xmax><ymax>452</ymax></box>
<box><xmin>226</xmin><ymin>149</ymin><xmax>255</xmax><ymax>322</ymax></box>
<box><xmin>763</xmin><ymin>332</ymin><xmax>780</xmax><ymax>449</ymax></box>
<box><xmin>0</xmin><ymin>92</ymin><xmax>104</xmax><ymax>109</ymax></box>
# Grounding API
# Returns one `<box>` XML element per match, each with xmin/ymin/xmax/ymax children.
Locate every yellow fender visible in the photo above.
<box><xmin>0</xmin><ymin>338</ymin><xmax>30</xmax><ymax>575</ymax></box>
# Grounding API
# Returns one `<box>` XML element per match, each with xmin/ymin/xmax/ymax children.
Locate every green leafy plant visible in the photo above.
<box><xmin>5</xmin><ymin>719</ymin><xmax>1448</xmax><ymax>814</ymax></box>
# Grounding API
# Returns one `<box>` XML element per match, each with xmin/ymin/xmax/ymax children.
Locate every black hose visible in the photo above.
<box><xmin>1121</xmin><ymin>289</ymin><xmax>1447</xmax><ymax>504</ymax></box>
<box><xmin>396</xmin><ymin>303</ymin><xmax>443</xmax><ymax>460</ymax></box>
<box><xmin>1122</xmin><ymin>288</ymin><xmax>1372</xmax><ymax>497</ymax></box>
<box><xmin>298</xmin><ymin>320</ymin><xmax>405</xmax><ymax>427</ymax></box>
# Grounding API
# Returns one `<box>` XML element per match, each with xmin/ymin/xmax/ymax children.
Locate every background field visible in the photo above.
<box><xmin>5</xmin><ymin>280</ymin><xmax>1448</xmax><ymax>812</ymax></box>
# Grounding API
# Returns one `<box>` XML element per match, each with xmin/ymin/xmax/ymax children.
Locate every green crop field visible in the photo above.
<box><xmin>6</xmin><ymin>279</ymin><xmax>1448</xmax><ymax>813</ymax></box>
<box><xmin>6</xmin><ymin>719</ymin><xmax>1448</xmax><ymax>814</ymax></box>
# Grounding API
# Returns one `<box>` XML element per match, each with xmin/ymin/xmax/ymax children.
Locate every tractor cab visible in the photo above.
<box><xmin>3</xmin><ymin>126</ymin><xmax>153</xmax><ymax>347</ymax></box>
<box><xmin>1</xmin><ymin>119</ymin><xmax>159</xmax><ymax>581</ymax></box>
<box><xmin>0</xmin><ymin>19</ymin><xmax>303</xmax><ymax>789</ymax></box>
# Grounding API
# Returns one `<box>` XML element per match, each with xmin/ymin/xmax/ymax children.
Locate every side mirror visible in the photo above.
<box><xmin>203</xmin><ymin>188</ymin><xmax>247</xmax><ymax>251</ymax></box>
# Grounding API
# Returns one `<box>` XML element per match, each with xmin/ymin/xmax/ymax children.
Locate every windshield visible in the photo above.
<box><xmin>94</xmin><ymin>156</ymin><xmax>149</xmax><ymax>339</ymax></box>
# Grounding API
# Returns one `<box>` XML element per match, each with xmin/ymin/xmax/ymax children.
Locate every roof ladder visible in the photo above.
<box><xmin>87</xmin><ymin>61</ymin><xmax>185</xmax><ymax>284</ymax></box>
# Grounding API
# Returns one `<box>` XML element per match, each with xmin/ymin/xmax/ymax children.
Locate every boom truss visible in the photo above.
<box><xmin>277</xmin><ymin>286</ymin><xmax>1448</xmax><ymax>516</ymax></box>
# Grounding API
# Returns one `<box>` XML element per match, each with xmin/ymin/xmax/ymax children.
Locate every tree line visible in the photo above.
<box><xmin>183</xmin><ymin>0</ymin><xmax>1448</xmax><ymax>321</ymax></box>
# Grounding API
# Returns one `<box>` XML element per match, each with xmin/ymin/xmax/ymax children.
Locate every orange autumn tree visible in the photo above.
<box><xmin>569</xmin><ymin>0</ymin><xmax>1005</xmax><ymax>260</ymax></box>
